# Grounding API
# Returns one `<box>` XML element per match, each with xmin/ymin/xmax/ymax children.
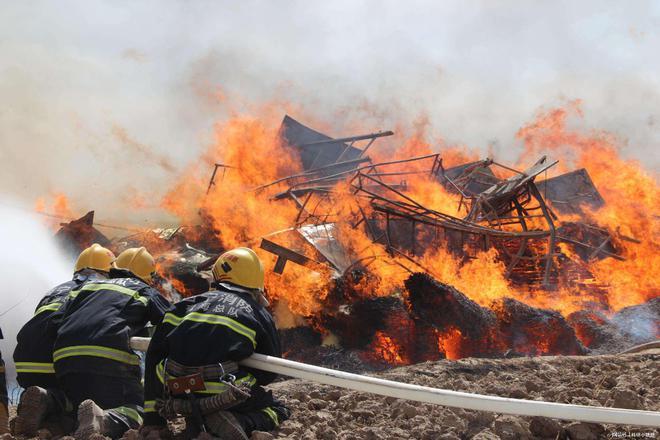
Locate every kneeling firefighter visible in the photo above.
<box><xmin>143</xmin><ymin>247</ymin><xmax>290</xmax><ymax>439</ymax></box>
<box><xmin>51</xmin><ymin>247</ymin><xmax>171</xmax><ymax>439</ymax></box>
<box><xmin>12</xmin><ymin>244</ymin><xmax>115</xmax><ymax>436</ymax></box>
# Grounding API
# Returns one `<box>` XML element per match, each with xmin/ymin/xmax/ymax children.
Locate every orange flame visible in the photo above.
<box><xmin>435</xmin><ymin>327</ymin><xmax>464</xmax><ymax>360</ymax></box>
<box><xmin>35</xmin><ymin>192</ymin><xmax>75</xmax><ymax>230</ymax></box>
<box><xmin>517</xmin><ymin>102</ymin><xmax>660</xmax><ymax>311</ymax></box>
<box><xmin>371</xmin><ymin>330</ymin><xmax>406</xmax><ymax>365</ymax></box>
<box><xmin>159</xmin><ymin>102</ymin><xmax>658</xmax><ymax>330</ymax></box>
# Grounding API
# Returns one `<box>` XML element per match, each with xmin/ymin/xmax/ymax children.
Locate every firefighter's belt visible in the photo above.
<box><xmin>164</xmin><ymin>359</ymin><xmax>239</xmax><ymax>384</ymax></box>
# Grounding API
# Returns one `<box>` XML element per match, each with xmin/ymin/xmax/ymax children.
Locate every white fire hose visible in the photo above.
<box><xmin>130</xmin><ymin>337</ymin><xmax>660</xmax><ymax>428</ymax></box>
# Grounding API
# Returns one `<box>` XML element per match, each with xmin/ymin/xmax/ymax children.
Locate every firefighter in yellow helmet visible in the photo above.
<box><xmin>49</xmin><ymin>247</ymin><xmax>171</xmax><ymax>439</ymax></box>
<box><xmin>12</xmin><ymin>243</ymin><xmax>115</xmax><ymax>436</ymax></box>
<box><xmin>112</xmin><ymin>246</ymin><xmax>156</xmax><ymax>283</ymax></box>
<box><xmin>143</xmin><ymin>247</ymin><xmax>289</xmax><ymax>439</ymax></box>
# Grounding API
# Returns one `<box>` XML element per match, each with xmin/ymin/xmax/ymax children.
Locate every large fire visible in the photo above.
<box><xmin>39</xmin><ymin>101</ymin><xmax>659</xmax><ymax>366</ymax></box>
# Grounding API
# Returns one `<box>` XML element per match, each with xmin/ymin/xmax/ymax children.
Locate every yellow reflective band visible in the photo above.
<box><xmin>15</xmin><ymin>362</ymin><xmax>55</xmax><ymax>374</ymax></box>
<box><xmin>162</xmin><ymin>313</ymin><xmax>182</xmax><ymax>326</ymax></box>
<box><xmin>70</xmin><ymin>283</ymin><xmax>148</xmax><ymax>306</ymax></box>
<box><xmin>35</xmin><ymin>302</ymin><xmax>63</xmax><ymax>315</ymax></box>
<box><xmin>144</xmin><ymin>400</ymin><xmax>156</xmax><ymax>413</ymax></box>
<box><xmin>156</xmin><ymin>361</ymin><xmax>165</xmax><ymax>383</ymax></box>
<box><xmin>162</xmin><ymin>312</ymin><xmax>256</xmax><ymax>347</ymax></box>
<box><xmin>112</xmin><ymin>406</ymin><xmax>143</xmax><ymax>425</ymax></box>
<box><xmin>197</xmin><ymin>374</ymin><xmax>256</xmax><ymax>395</ymax></box>
<box><xmin>53</xmin><ymin>345</ymin><xmax>140</xmax><ymax>366</ymax></box>
<box><xmin>262</xmin><ymin>407</ymin><xmax>279</xmax><ymax>426</ymax></box>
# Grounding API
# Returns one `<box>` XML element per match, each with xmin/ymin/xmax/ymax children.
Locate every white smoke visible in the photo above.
<box><xmin>0</xmin><ymin>202</ymin><xmax>71</xmax><ymax>390</ymax></box>
<box><xmin>0</xmin><ymin>0</ymin><xmax>658</xmax><ymax>225</ymax></box>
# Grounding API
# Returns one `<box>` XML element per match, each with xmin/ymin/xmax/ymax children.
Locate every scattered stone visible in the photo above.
<box><xmin>316</xmin><ymin>426</ymin><xmax>337</xmax><ymax>440</ymax></box>
<box><xmin>120</xmin><ymin>429</ymin><xmax>140</xmax><ymax>440</ymax></box>
<box><xmin>307</xmin><ymin>398</ymin><xmax>328</xmax><ymax>410</ymax></box>
<box><xmin>492</xmin><ymin>415</ymin><xmax>532</xmax><ymax>439</ymax></box>
<box><xmin>472</xmin><ymin>429</ymin><xmax>501</xmax><ymax>439</ymax></box>
<box><xmin>610</xmin><ymin>388</ymin><xmax>643</xmax><ymax>409</ymax></box>
<box><xmin>472</xmin><ymin>411</ymin><xmax>496</xmax><ymax>427</ymax></box>
<box><xmin>401</xmin><ymin>403</ymin><xmax>418</xmax><ymax>419</ymax></box>
<box><xmin>250</xmin><ymin>431</ymin><xmax>275</xmax><ymax>440</ymax></box>
<box><xmin>528</xmin><ymin>417</ymin><xmax>562</xmax><ymax>438</ymax></box>
<box><xmin>349</xmin><ymin>409</ymin><xmax>375</xmax><ymax>420</ymax></box>
<box><xmin>420</xmin><ymin>428</ymin><xmax>445</xmax><ymax>440</ymax></box>
<box><xmin>278</xmin><ymin>420</ymin><xmax>303</xmax><ymax>435</ymax></box>
<box><xmin>506</xmin><ymin>383</ymin><xmax>527</xmax><ymax>399</ymax></box>
<box><xmin>326</xmin><ymin>390</ymin><xmax>343</xmax><ymax>401</ymax></box>
<box><xmin>564</xmin><ymin>422</ymin><xmax>605</xmax><ymax>440</ymax></box>
<box><xmin>601</xmin><ymin>376</ymin><xmax>617</xmax><ymax>389</ymax></box>
<box><xmin>524</xmin><ymin>379</ymin><xmax>542</xmax><ymax>393</ymax></box>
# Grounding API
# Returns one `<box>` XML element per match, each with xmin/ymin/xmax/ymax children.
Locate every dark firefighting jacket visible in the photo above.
<box><xmin>13</xmin><ymin>270</ymin><xmax>104</xmax><ymax>383</ymax></box>
<box><xmin>51</xmin><ymin>268</ymin><xmax>171</xmax><ymax>378</ymax></box>
<box><xmin>143</xmin><ymin>282</ymin><xmax>281</xmax><ymax>425</ymax></box>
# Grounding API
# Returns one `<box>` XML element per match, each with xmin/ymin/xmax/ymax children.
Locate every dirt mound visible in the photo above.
<box><xmin>5</xmin><ymin>353</ymin><xmax>658</xmax><ymax>439</ymax></box>
<box><xmin>265</xmin><ymin>352</ymin><xmax>658</xmax><ymax>439</ymax></box>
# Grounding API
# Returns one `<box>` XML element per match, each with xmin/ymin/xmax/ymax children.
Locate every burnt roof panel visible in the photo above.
<box><xmin>537</xmin><ymin>168</ymin><xmax>605</xmax><ymax>215</ymax></box>
<box><xmin>280</xmin><ymin>115</ymin><xmax>363</xmax><ymax>171</ymax></box>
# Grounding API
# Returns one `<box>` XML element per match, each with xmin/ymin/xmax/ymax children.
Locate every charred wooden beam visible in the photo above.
<box><xmin>493</xmin><ymin>297</ymin><xmax>587</xmax><ymax>356</ymax></box>
<box><xmin>259</xmin><ymin>238</ymin><xmax>314</xmax><ymax>274</ymax></box>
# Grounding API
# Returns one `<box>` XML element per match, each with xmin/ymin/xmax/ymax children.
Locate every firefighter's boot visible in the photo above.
<box><xmin>74</xmin><ymin>399</ymin><xmax>112</xmax><ymax>440</ymax></box>
<box><xmin>205</xmin><ymin>411</ymin><xmax>249</xmax><ymax>440</ymax></box>
<box><xmin>74</xmin><ymin>399</ymin><xmax>131</xmax><ymax>440</ymax></box>
<box><xmin>13</xmin><ymin>386</ymin><xmax>54</xmax><ymax>436</ymax></box>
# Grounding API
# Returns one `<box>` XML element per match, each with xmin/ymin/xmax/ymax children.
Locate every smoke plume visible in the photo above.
<box><xmin>0</xmin><ymin>203</ymin><xmax>71</xmax><ymax>389</ymax></box>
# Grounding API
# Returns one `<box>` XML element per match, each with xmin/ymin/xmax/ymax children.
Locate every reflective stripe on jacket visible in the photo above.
<box><xmin>13</xmin><ymin>271</ymin><xmax>102</xmax><ymax>377</ymax></box>
<box><xmin>52</xmin><ymin>268</ymin><xmax>171</xmax><ymax>377</ymax></box>
<box><xmin>143</xmin><ymin>282</ymin><xmax>282</xmax><ymax>425</ymax></box>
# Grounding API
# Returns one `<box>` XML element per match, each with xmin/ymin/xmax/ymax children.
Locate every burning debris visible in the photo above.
<box><xmin>54</xmin><ymin>211</ymin><xmax>111</xmax><ymax>260</ymax></box>
<box><xmin>51</xmin><ymin>113</ymin><xmax>658</xmax><ymax>370</ymax></box>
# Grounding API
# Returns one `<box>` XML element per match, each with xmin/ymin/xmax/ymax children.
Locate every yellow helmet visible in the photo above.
<box><xmin>74</xmin><ymin>243</ymin><xmax>115</xmax><ymax>273</ymax></box>
<box><xmin>113</xmin><ymin>247</ymin><xmax>156</xmax><ymax>283</ymax></box>
<box><xmin>212</xmin><ymin>247</ymin><xmax>264</xmax><ymax>290</ymax></box>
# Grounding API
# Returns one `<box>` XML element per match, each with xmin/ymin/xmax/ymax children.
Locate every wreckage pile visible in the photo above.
<box><xmin>54</xmin><ymin>115</ymin><xmax>658</xmax><ymax>371</ymax></box>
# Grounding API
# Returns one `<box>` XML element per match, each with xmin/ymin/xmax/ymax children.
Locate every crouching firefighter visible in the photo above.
<box><xmin>143</xmin><ymin>247</ymin><xmax>290</xmax><ymax>439</ymax></box>
<box><xmin>51</xmin><ymin>247</ymin><xmax>171</xmax><ymax>439</ymax></box>
<box><xmin>12</xmin><ymin>243</ymin><xmax>115</xmax><ymax>437</ymax></box>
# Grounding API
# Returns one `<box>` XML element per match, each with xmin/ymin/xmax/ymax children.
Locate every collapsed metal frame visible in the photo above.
<box><xmin>249</xmin><ymin>132</ymin><xmax>627</xmax><ymax>288</ymax></box>
<box><xmin>287</xmin><ymin>154</ymin><xmax>444</xmax><ymax>228</ymax></box>
<box><xmin>260</xmin><ymin>152</ymin><xmax>624</xmax><ymax>287</ymax></box>
<box><xmin>255</xmin><ymin>130</ymin><xmax>395</xmax><ymax>195</ymax></box>
<box><xmin>348</xmin><ymin>162</ymin><xmax>560</xmax><ymax>286</ymax></box>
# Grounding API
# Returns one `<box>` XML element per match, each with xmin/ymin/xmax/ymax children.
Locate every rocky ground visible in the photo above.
<box><xmin>4</xmin><ymin>351</ymin><xmax>659</xmax><ymax>439</ymax></box>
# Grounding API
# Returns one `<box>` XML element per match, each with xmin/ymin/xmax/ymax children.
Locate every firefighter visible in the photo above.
<box><xmin>142</xmin><ymin>247</ymin><xmax>290</xmax><ymax>439</ymax></box>
<box><xmin>51</xmin><ymin>247</ymin><xmax>171</xmax><ymax>439</ymax></box>
<box><xmin>12</xmin><ymin>243</ymin><xmax>115</xmax><ymax>437</ymax></box>
<box><xmin>1</xmin><ymin>328</ymin><xmax>9</xmax><ymax>435</ymax></box>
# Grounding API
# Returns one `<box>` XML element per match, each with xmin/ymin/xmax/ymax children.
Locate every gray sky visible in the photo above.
<box><xmin>1</xmin><ymin>0</ymin><xmax>658</xmax><ymax>226</ymax></box>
